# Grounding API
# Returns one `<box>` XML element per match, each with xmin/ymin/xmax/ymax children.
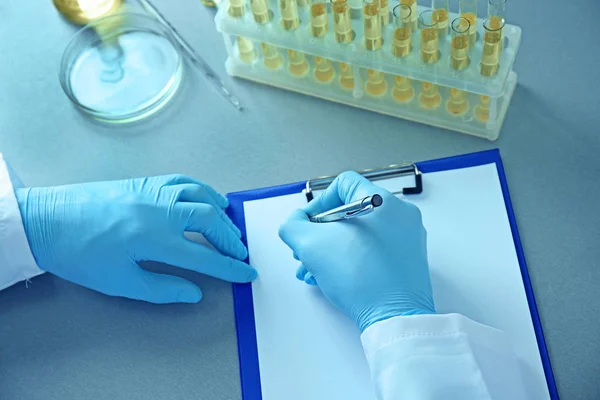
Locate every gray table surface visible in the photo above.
<box><xmin>1</xmin><ymin>0</ymin><xmax>599</xmax><ymax>399</ymax></box>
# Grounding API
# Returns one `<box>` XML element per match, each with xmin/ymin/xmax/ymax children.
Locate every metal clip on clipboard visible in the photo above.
<box><xmin>303</xmin><ymin>163</ymin><xmax>423</xmax><ymax>202</ymax></box>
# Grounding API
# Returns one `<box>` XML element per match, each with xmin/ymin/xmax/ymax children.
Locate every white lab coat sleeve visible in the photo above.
<box><xmin>0</xmin><ymin>154</ymin><xmax>44</xmax><ymax>290</ymax></box>
<box><xmin>361</xmin><ymin>313</ymin><xmax>528</xmax><ymax>400</ymax></box>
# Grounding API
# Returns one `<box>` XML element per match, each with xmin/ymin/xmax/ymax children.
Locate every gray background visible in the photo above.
<box><xmin>1</xmin><ymin>0</ymin><xmax>599</xmax><ymax>399</ymax></box>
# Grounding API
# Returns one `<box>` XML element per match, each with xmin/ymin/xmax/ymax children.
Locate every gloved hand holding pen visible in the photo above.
<box><xmin>15</xmin><ymin>175</ymin><xmax>257</xmax><ymax>303</ymax></box>
<box><xmin>278</xmin><ymin>171</ymin><xmax>435</xmax><ymax>332</ymax></box>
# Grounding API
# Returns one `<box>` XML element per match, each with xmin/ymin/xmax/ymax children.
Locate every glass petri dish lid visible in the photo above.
<box><xmin>60</xmin><ymin>12</ymin><xmax>183</xmax><ymax>123</ymax></box>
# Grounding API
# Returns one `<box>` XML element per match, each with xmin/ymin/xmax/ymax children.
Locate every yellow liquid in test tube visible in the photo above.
<box><xmin>420</xmin><ymin>27</ymin><xmax>439</xmax><ymax>63</ymax></box>
<box><xmin>450</xmin><ymin>35</ymin><xmax>470</xmax><ymax>70</ymax></box>
<box><xmin>280</xmin><ymin>0</ymin><xmax>300</xmax><ymax>30</ymax></box>
<box><xmin>447</xmin><ymin>88</ymin><xmax>469</xmax><ymax>115</ymax></box>
<box><xmin>364</xmin><ymin>1</ymin><xmax>383</xmax><ymax>51</ymax></box>
<box><xmin>288</xmin><ymin>50</ymin><xmax>309</xmax><ymax>76</ymax></box>
<box><xmin>392</xmin><ymin>27</ymin><xmax>411</xmax><ymax>56</ymax></box>
<box><xmin>365</xmin><ymin>69</ymin><xmax>387</xmax><ymax>96</ymax></box>
<box><xmin>392</xmin><ymin>4</ymin><xmax>412</xmax><ymax>56</ymax></box>
<box><xmin>338</xmin><ymin>63</ymin><xmax>355</xmax><ymax>89</ymax></box>
<box><xmin>461</xmin><ymin>12</ymin><xmax>477</xmax><ymax>46</ymax></box>
<box><xmin>251</xmin><ymin>0</ymin><xmax>271</xmax><ymax>23</ymax></box>
<box><xmin>311</xmin><ymin>3</ymin><xmax>328</xmax><ymax>37</ymax></box>
<box><xmin>228</xmin><ymin>0</ymin><xmax>245</xmax><ymax>17</ymax></box>
<box><xmin>262</xmin><ymin>43</ymin><xmax>283</xmax><ymax>69</ymax></box>
<box><xmin>475</xmin><ymin>95</ymin><xmax>491</xmax><ymax>121</ymax></box>
<box><xmin>237</xmin><ymin>37</ymin><xmax>257</xmax><ymax>63</ymax></box>
<box><xmin>419</xmin><ymin>10</ymin><xmax>439</xmax><ymax>63</ymax></box>
<box><xmin>400</xmin><ymin>0</ymin><xmax>418</xmax><ymax>31</ymax></box>
<box><xmin>314</xmin><ymin>57</ymin><xmax>336</xmax><ymax>83</ymax></box>
<box><xmin>419</xmin><ymin>81</ymin><xmax>441</xmax><ymax>109</ymax></box>
<box><xmin>450</xmin><ymin>17</ymin><xmax>470</xmax><ymax>70</ymax></box>
<box><xmin>434</xmin><ymin>9</ymin><xmax>449</xmax><ymax>37</ymax></box>
<box><xmin>481</xmin><ymin>16</ymin><xmax>504</xmax><ymax>76</ymax></box>
<box><xmin>392</xmin><ymin>76</ymin><xmax>414</xmax><ymax>102</ymax></box>
<box><xmin>380</xmin><ymin>0</ymin><xmax>390</xmax><ymax>25</ymax></box>
<box><xmin>332</xmin><ymin>0</ymin><xmax>354</xmax><ymax>43</ymax></box>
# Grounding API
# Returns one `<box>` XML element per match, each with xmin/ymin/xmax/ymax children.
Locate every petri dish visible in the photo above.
<box><xmin>60</xmin><ymin>13</ymin><xmax>183</xmax><ymax>123</ymax></box>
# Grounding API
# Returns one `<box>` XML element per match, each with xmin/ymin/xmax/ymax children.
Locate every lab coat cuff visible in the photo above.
<box><xmin>360</xmin><ymin>313</ymin><xmax>509</xmax><ymax>360</ymax></box>
<box><xmin>0</xmin><ymin>154</ymin><xmax>44</xmax><ymax>290</ymax></box>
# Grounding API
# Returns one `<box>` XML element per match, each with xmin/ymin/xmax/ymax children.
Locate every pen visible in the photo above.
<box><xmin>137</xmin><ymin>0</ymin><xmax>243</xmax><ymax>111</ymax></box>
<box><xmin>309</xmin><ymin>195</ymin><xmax>383</xmax><ymax>223</ymax></box>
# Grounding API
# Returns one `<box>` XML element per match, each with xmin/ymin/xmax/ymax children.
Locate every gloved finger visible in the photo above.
<box><xmin>296</xmin><ymin>265</ymin><xmax>317</xmax><ymax>286</ymax></box>
<box><xmin>278</xmin><ymin>209</ymin><xmax>314</xmax><ymax>251</ymax></box>
<box><xmin>174</xmin><ymin>184</ymin><xmax>241</xmax><ymax>238</ymax></box>
<box><xmin>177</xmin><ymin>203</ymin><xmax>247</xmax><ymax>260</ymax></box>
<box><xmin>304</xmin><ymin>272</ymin><xmax>317</xmax><ymax>286</ymax></box>
<box><xmin>155</xmin><ymin>239</ymin><xmax>257</xmax><ymax>283</ymax></box>
<box><xmin>127</xmin><ymin>268</ymin><xmax>203</xmax><ymax>304</ymax></box>
<box><xmin>304</xmin><ymin>171</ymin><xmax>384</xmax><ymax>216</ymax></box>
<box><xmin>293</xmin><ymin>252</ymin><xmax>300</xmax><ymax>261</ymax></box>
<box><xmin>296</xmin><ymin>264</ymin><xmax>309</xmax><ymax>281</ymax></box>
<box><xmin>161</xmin><ymin>175</ymin><xmax>229</xmax><ymax>209</ymax></box>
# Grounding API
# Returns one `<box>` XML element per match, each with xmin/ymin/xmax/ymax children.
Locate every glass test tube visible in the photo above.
<box><xmin>298</xmin><ymin>0</ymin><xmax>309</xmax><ymax>7</ymax></box>
<box><xmin>365</xmin><ymin>69</ymin><xmax>387</xmax><ymax>96</ymax></box>
<box><xmin>237</xmin><ymin>37</ymin><xmax>257</xmax><ymax>63</ymax></box>
<box><xmin>339</xmin><ymin>62</ymin><xmax>355</xmax><ymax>89</ymax></box>
<box><xmin>363</xmin><ymin>0</ymin><xmax>382</xmax><ymax>51</ymax></box>
<box><xmin>480</xmin><ymin>17</ymin><xmax>504</xmax><ymax>76</ymax></box>
<box><xmin>392</xmin><ymin>5</ymin><xmax>412</xmax><ymax>57</ymax></box>
<box><xmin>288</xmin><ymin>50</ymin><xmax>309</xmax><ymax>76</ymax></box>
<box><xmin>488</xmin><ymin>0</ymin><xmax>506</xmax><ymax>19</ymax></box>
<box><xmin>332</xmin><ymin>0</ymin><xmax>353</xmax><ymax>43</ymax></box>
<box><xmin>488</xmin><ymin>0</ymin><xmax>506</xmax><ymax>55</ymax></box>
<box><xmin>392</xmin><ymin>76</ymin><xmax>414</xmax><ymax>102</ymax></box>
<box><xmin>310</xmin><ymin>0</ymin><xmax>329</xmax><ymax>37</ymax></box>
<box><xmin>450</xmin><ymin>17</ymin><xmax>470</xmax><ymax>70</ymax></box>
<box><xmin>475</xmin><ymin>95</ymin><xmax>491</xmax><ymax>121</ymax></box>
<box><xmin>419</xmin><ymin>81</ymin><xmax>441</xmax><ymax>109</ymax></box>
<box><xmin>380</xmin><ymin>0</ymin><xmax>390</xmax><ymax>25</ymax></box>
<box><xmin>447</xmin><ymin>88</ymin><xmax>469</xmax><ymax>115</ymax></box>
<box><xmin>280</xmin><ymin>0</ymin><xmax>300</xmax><ymax>30</ymax></box>
<box><xmin>314</xmin><ymin>57</ymin><xmax>336</xmax><ymax>83</ymax></box>
<box><xmin>419</xmin><ymin>10</ymin><xmax>439</xmax><ymax>63</ymax></box>
<box><xmin>251</xmin><ymin>0</ymin><xmax>272</xmax><ymax>23</ymax></box>
<box><xmin>261</xmin><ymin>43</ymin><xmax>283</xmax><ymax>69</ymax></box>
<box><xmin>228</xmin><ymin>0</ymin><xmax>245</xmax><ymax>17</ymax></box>
<box><xmin>459</xmin><ymin>0</ymin><xmax>478</xmax><ymax>47</ymax></box>
<box><xmin>400</xmin><ymin>0</ymin><xmax>418</xmax><ymax>31</ymax></box>
<box><xmin>432</xmin><ymin>0</ymin><xmax>449</xmax><ymax>37</ymax></box>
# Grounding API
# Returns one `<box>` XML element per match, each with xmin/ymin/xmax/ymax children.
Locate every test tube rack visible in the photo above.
<box><xmin>215</xmin><ymin>0</ymin><xmax>521</xmax><ymax>140</ymax></box>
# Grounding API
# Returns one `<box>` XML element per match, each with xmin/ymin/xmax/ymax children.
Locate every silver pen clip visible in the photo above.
<box><xmin>345</xmin><ymin>205</ymin><xmax>374</xmax><ymax>219</ymax></box>
<box><xmin>345</xmin><ymin>197</ymin><xmax>376</xmax><ymax>218</ymax></box>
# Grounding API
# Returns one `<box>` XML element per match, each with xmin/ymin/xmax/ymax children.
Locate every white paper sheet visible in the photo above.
<box><xmin>243</xmin><ymin>163</ymin><xmax>549</xmax><ymax>400</ymax></box>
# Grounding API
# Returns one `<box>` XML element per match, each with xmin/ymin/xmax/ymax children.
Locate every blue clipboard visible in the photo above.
<box><xmin>226</xmin><ymin>149</ymin><xmax>559</xmax><ymax>400</ymax></box>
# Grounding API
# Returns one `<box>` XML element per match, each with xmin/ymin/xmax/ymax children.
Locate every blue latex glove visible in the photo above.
<box><xmin>279</xmin><ymin>171</ymin><xmax>435</xmax><ymax>332</ymax></box>
<box><xmin>15</xmin><ymin>175</ymin><xmax>256</xmax><ymax>304</ymax></box>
